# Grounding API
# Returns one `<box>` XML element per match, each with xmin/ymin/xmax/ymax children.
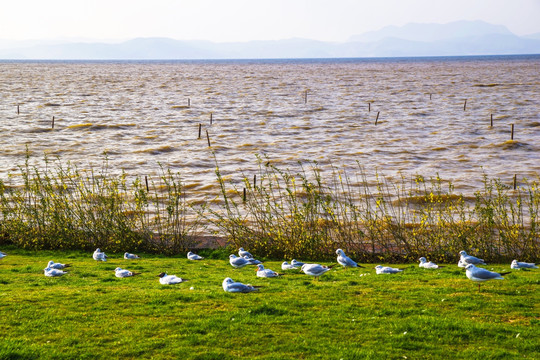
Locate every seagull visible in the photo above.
<box><xmin>290</xmin><ymin>259</ymin><xmax>305</xmax><ymax>268</ymax></box>
<box><xmin>222</xmin><ymin>277</ymin><xmax>261</xmax><ymax>293</ymax></box>
<box><xmin>229</xmin><ymin>254</ymin><xmax>250</xmax><ymax>268</ymax></box>
<box><xmin>187</xmin><ymin>251</ymin><xmax>204</xmax><ymax>260</ymax></box>
<box><xmin>375</xmin><ymin>265</ymin><xmax>404</xmax><ymax>274</ymax></box>
<box><xmin>238</xmin><ymin>247</ymin><xmax>253</xmax><ymax>258</ymax></box>
<box><xmin>244</xmin><ymin>256</ymin><xmax>262</xmax><ymax>265</ymax></box>
<box><xmin>511</xmin><ymin>260</ymin><xmax>538</xmax><ymax>269</ymax></box>
<box><xmin>457</xmin><ymin>259</ymin><xmax>468</xmax><ymax>268</ymax></box>
<box><xmin>301</xmin><ymin>263</ymin><xmax>332</xmax><ymax>280</ymax></box>
<box><xmin>418</xmin><ymin>257</ymin><xmax>442</xmax><ymax>269</ymax></box>
<box><xmin>336</xmin><ymin>249</ymin><xmax>362</xmax><ymax>268</ymax></box>
<box><xmin>44</xmin><ymin>267</ymin><xmax>67</xmax><ymax>277</ymax></box>
<box><xmin>0</xmin><ymin>251</ymin><xmax>6</xmax><ymax>260</ymax></box>
<box><xmin>465</xmin><ymin>264</ymin><xmax>510</xmax><ymax>291</ymax></box>
<box><xmin>114</xmin><ymin>267</ymin><xmax>140</xmax><ymax>278</ymax></box>
<box><xmin>281</xmin><ymin>261</ymin><xmax>298</xmax><ymax>270</ymax></box>
<box><xmin>256</xmin><ymin>264</ymin><xmax>281</xmax><ymax>278</ymax></box>
<box><xmin>459</xmin><ymin>250</ymin><xmax>486</xmax><ymax>266</ymax></box>
<box><xmin>93</xmin><ymin>248</ymin><xmax>107</xmax><ymax>262</ymax></box>
<box><xmin>158</xmin><ymin>272</ymin><xmax>187</xmax><ymax>285</ymax></box>
<box><xmin>47</xmin><ymin>260</ymin><xmax>71</xmax><ymax>270</ymax></box>
<box><xmin>124</xmin><ymin>252</ymin><xmax>140</xmax><ymax>260</ymax></box>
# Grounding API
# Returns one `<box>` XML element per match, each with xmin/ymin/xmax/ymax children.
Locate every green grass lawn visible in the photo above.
<box><xmin>0</xmin><ymin>247</ymin><xmax>538</xmax><ymax>359</ymax></box>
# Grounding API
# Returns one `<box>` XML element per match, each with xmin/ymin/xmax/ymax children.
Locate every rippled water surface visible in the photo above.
<box><xmin>1</xmin><ymin>57</ymin><xmax>539</xmax><ymax>198</ymax></box>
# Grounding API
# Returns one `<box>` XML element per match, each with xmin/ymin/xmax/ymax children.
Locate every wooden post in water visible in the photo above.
<box><xmin>206</xmin><ymin>130</ymin><xmax>211</xmax><ymax>147</ymax></box>
<box><xmin>463</xmin><ymin>99</ymin><xmax>467</xmax><ymax>111</ymax></box>
<box><xmin>17</xmin><ymin>105</ymin><xmax>20</xmax><ymax>115</ymax></box>
<box><xmin>429</xmin><ymin>93</ymin><xmax>432</xmax><ymax>100</ymax></box>
<box><xmin>304</xmin><ymin>90</ymin><xmax>308</xmax><ymax>104</ymax></box>
<box><xmin>198</xmin><ymin>123</ymin><xmax>202</xmax><ymax>139</ymax></box>
<box><xmin>243</xmin><ymin>188</ymin><xmax>246</xmax><ymax>202</ymax></box>
<box><xmin>51</xmin><ymin>116</ymin><xmax>55</xmax><ymax>129</ymax></box>
<box><xmin>210</xmin><ymin>112</ymin><xmax>213</xmax><ymax>125</ymax></box>
<box><xmin>368</xmin><ymin>102</ymin><xmax>371</xmax><ymax>112</ymax></box>
<box><xmin>145</xmin><ymin>176</ymin><xmax>149</xmax><ymax>192</ymax></box>
<box><xmin>513</xmin><ymin>174</ymin><xmax>517</xmax><ymax>190</ymax></box>
<box><xmin>188</xmin><ymin>98</ymin><xmax>191</xmax><ymax>107</ymax></box>
<box><xmin>511</xmin><ymin>124</ymin><xmax>514</xmax><ymax>140</ymax></box>
<box><xmin>490</xmin><ymin>114</ymin><xmax>493</xmax><ymax>127</ymax></box>
<box><xmin>253</xmin><ymin>174</ymin><xmax>256</xmax><ymax>189</ymax></box>
<box><xmin>375</xmin><ymin>111</ymin><xmax>380</xmax><ymax>125</ymax></box>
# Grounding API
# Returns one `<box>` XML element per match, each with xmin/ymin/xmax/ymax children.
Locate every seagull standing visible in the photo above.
<box><xmin>158</xmin><ymin>272</ymin><xmax>187</xmax><ymax>285</ymax></box>
<box><xmin>93</xmin><ymin>248</ymin><xmax>108</xmax><ymax>262</ymax></box>
<box><xmin>229</xmin><ymin>254</ymin><xmax>250</xmax><ymax>268</ymax></box>
<box><xmin>124</xmin><ymin>252</ymin><xmax>140</xmax><ymax>260</ymax></box>
<box><xmin>465</xmin><ymin>264</ymin><xmax>510</xmax><ymax>291</ymax></box>
<box><xmin>238</xmin><ymin>247</ymin><xmax>253</xmax><ymax>258</ymax></box>
<box><xmin>459</xmin><ymin>251</ymin><xmax>486</xmax><ymax>265</ymax></box>
<box><xmin>222</xmin><ymin>277</ymin><xmax>261</xmax><ymax>293</ymax></box>
<box><xmin>301</xmin><ymin>263</ymin><xmax>332</xmax><ymax>280</ymax></box>
<box><xmin>336</xmin><ymin>249</ymin><xmax>362</xmax><ymax>268</ymax></box>
<box><xmin>115</xmin><ymin>267</ymin><xmax>140</xmax><ymax>278</ymax></box>
<box><xmin>44</xmin><ymin>267</ymin><xmax>67</xmax><ymax>277</ymax></box>
<box><xmin>47</xmin><ymin>260</ymin><xmax>71</xmax><ymax>270</ymax></box>
<box><xmin>256</xmin><ymin>264</ymin><xmax>281</xmax><ymax>278</ymax></box>
<box><xmin>511</xmin><ymin>260</ymin><xmax>538</xmax><ymax>269</ymax></box>
<box><xmin>418</xmin><ymin>257</ymin><xmax>442</xmax><ymax>269</ymax></box>
<box><xmin>187</xmin><ymin>251</ymin><xmax>204</xmax><ymax>260</ymax></box>
<box><xmin>375</xmin><ymin>265</ymin><xmax>404</xmax><ymax>274</ymax></box>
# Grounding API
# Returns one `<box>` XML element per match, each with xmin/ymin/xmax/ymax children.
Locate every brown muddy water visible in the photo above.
<box><xmin>1</xmin><ymin>57</ymin><xmax>539</xmax><ymax>202</ymax></box>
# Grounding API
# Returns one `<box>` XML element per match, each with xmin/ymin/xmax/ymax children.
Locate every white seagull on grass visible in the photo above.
<box><xmin>44</xmin><ymin>267</ymin><xmax>67</xmax><ymax>277</ymax></box>
<box><xmin>93</xmin><ymin>248</ymin><xmax>108</xmax><ymax>262</ymax></box>
<box><xmin>465</xmin><ymin>264</ymin><xmax>510</xmax><ymax>291</ymax></box>
<box><xmin>222</xmin><ymin>277</ymin><xmax>261</xmax><ymax>293</ymax></box>
<box><xmin>0</xmin><ymin>251</ymin><xmax>6</xmax><ymax>260</ymax></box>
<box><xmin>375</xmin><ymin>265</ymin><xmax>404</xmax><ymax>274</ymax></box>
<box><xmin>256</xmin><ymin>264</ymin><xmax>281</xmax><ymax>278</ymax></box>
<box><xmin>115</xmin><ymin>267</ymin><xmax>140</xmax><ymax>278</ymax></box>
<box><xmin>301</xmin><ymin>263</ymin><xmax>332</xmax><ymax>280</ymax></box>
<box><xmin>510</xmin><ymin>260</ymin><xmax>538</xmax><ymax>269</ymax></box>
<box><xmin>291</xmin><ymin>259</ymin><xmax>305</xmax><ymax>268</ymax></box>
<box><xmin>229</xmin><ymin>254</ymin><xmax>250</xmax><ymax>268</ymax></box>
<box><xmin>187</xmin><ymin>251</ymin><xmax>204</xmax><ymax>260</ymax></box>
<box><xmin>459</xmin><ymin>251</ymin><xmax>486</xmax><ymax>266</ymax></box>
<box><xmin>281</xmin><ymin>261</ymin><xmax>298</xmax><ymax>270</ymax></box>
<box><xmin>238</xmin><ymin>248</ymin><xmax>253</xmax><ymax>258</ymax></box>
<box><xmin>47</xmin><ymin>260</ymin><xmax>71</xmax><ymax>270</ymax></box>
<box><xmin>418</xmin><ymin>257</ymin><xmax>442</xmax><ymax>269</ymax></box>
<box><xmin>336</xmin><ymin>249</ymin><xmax>362</xmax><ymax>268</ymax></box>
<box><xmin>124</xmin><ymin>252</ymin><xmax>140</xmax><ymax>260</ymax></box>
<box><xmin>158</xmin><ymin>272</ymin><xmax>187</xmax><ymax>285</ymax></box>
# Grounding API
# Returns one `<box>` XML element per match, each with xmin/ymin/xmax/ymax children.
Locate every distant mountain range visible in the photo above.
<box><xmin>1</xmin><ymin>20</ymin><xmax>540</xmax><ymax>60</ymax></box>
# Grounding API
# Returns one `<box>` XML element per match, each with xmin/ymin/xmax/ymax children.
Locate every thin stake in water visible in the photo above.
<box><xmin>198</xmin><ymin>123</ymin><xmax>202</xmax><ymax>139</ymax></box>
<box><xmin>188</xmin><ymin>98</ymin><xmax>191</xmax><ymax>107</ymax></box>
<box><xmin>145</xmin><ymin>176</ymin><xmax>149</xmax><ymax>192</ymax></box>
<box><xmin>368</xmin><ymin>102</ymin><xmax>371</xmax><ymax>112</ymax></box>
<box><xmin>375</xmin><ymin>111</ymin><xmax>380</xmax><ymax>125</ymax></box>
<box><xmin>206</xmin><ymin>130</ymin><xmax>211</xmax><ymax>147</ymax></box>
<box><xmin>463</xmin><ymin>99</ymin><xmax>467</xmax><ymax>111</ymax></box>
<box><xmin>52</xmin><ymin>116</ymin><xmax>55</xmax><ymax>129</ymax></box>
<box><xmin>490</xmin><ymin>113</ymin><xmax>493</xmax><ymax>127</ymax></box>
<box><xmin>304</xmin><ymin>90</ymin><xmax>308</xmax><ymax>104</ymax></box>
<box><xmin>511</xmin><ymin>124</ymin><xmax>514</xmax><ymax>140</ymax></box>
<box><xmin>513</xmin><ymin>174</ymin><xmax>517</xmax><ymax>190</ymax></box>
<box><xmin>210</xmin><ymin>112</ymin><xmax>213</xmax><ymax>125</ymax></box>
<box><xmin>253</xmin><ymin>174</ymin><xmax>257</xmax><ymax>189</ymax></box>
<box><xmin>17</xmin><ymin>105</ymin><xmax>20</xmax><ymax>115</ymax></box>
<box><xmin>243</xmin><ymin>188</ymin><xmax>246</xmax><ymax>202</ymax></box>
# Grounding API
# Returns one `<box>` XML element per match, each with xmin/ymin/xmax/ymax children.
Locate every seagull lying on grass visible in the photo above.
<box><xmin>459</xmin><ymin>251</ymin><xmax>486</xmax><ymax>266</ymax></box>
<box><xmin>229</xmin><ymin>254</ymin><xmax>250</xmax><ymax>268</ymax></box>
<box><xmin>0</xmin><ymin>251</ymin><xmax>6</xmax><ymax>260</ymax></box>
<box><xmin>301</xmin><ymin>263</ymin><xmax>332</xmax><ymax>280</ymax></box>
<box><xmin>158</xmin><ymin>272</ymin><xmax>187</xmax><ymax>285</ymax></box>
<box><xmin>336</xmin><ymin>249</ymin><xmax>362</xmax><ymax>268</ymax></box>
<box><xmin>93</xmin><ymin>248</ymin><xmax>108</xmax><ymax>262</ymax></box>
<box><xmin>418</xmin><ymin>257</ymin><xmax>442</xmax><ymax>269</ymax></box>
<box><xmin>465</xmin><ymin>264</ymin><xmax>510</xmax><ymax>291</ymax></box>
<box><xmin>511</xmin><ymin>260</ymin><xmax>538</xmax><ymax>269</ymax></box>
<box><xmin>375</xmin><ymin>265</ymin><xmax>404</xmax><ymax>274</ymax></box>
<box><xmin>244</xmin><ymin>256</ymin><xmax>262</xmax><ymax>265</ymax></box>
<box><xmin>115</xmin><ymin>267</ymin><xmax>140</xmax><ymax>278</ymax></box>
<box><xmin>44</xmin><ymin>267</ymin><xmax>67</xmax><ymax>277</ymax></box>
<box><xmin>47</xmin><ymin>260</ymin><xmax>71</xmax><ymax>270</ymax></box>
<box><xmin>238</xmin><ymin>247</ymin><xmax>253</xmax><ymax>258</ymax></box>
<box><xmin>187</xmin><ymin>251</ymin><xmax>204</xmax><ymax>260</ymax></box>
<box><xmin>256</xmin><ymin>264</ymin><xmax>282</xmax><ymax>278</ymax></box>
<box><xmin>290</xmin><ymin>259</ymin><xmax>305</xmax><ymax>268</ymax></box>
<box><xmin>124</xmin><ymin>252</ymin><xmax>140</xmax><ymax>260</ymax></box>
<box><xmin>222</xmin><ymin>277</ymin><xmax>261</xmax><ymax>293</ymax></box>
<box><xmin>281</xmin><ymin>261</ymin><xmax>299</xmax><ymax>270</ymax></box>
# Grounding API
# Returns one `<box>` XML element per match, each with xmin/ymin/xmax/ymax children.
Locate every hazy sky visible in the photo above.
<box><xmin>1</xmin><ymin>0</ymin><xmax>539</xmax><ymax>43</ymax></box>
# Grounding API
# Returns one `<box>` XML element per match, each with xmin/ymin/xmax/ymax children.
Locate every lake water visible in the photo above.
<box><xmin>1</xmin><ymin>56</ymin><xmax>539</xmax><ymax>201</ymax></box>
